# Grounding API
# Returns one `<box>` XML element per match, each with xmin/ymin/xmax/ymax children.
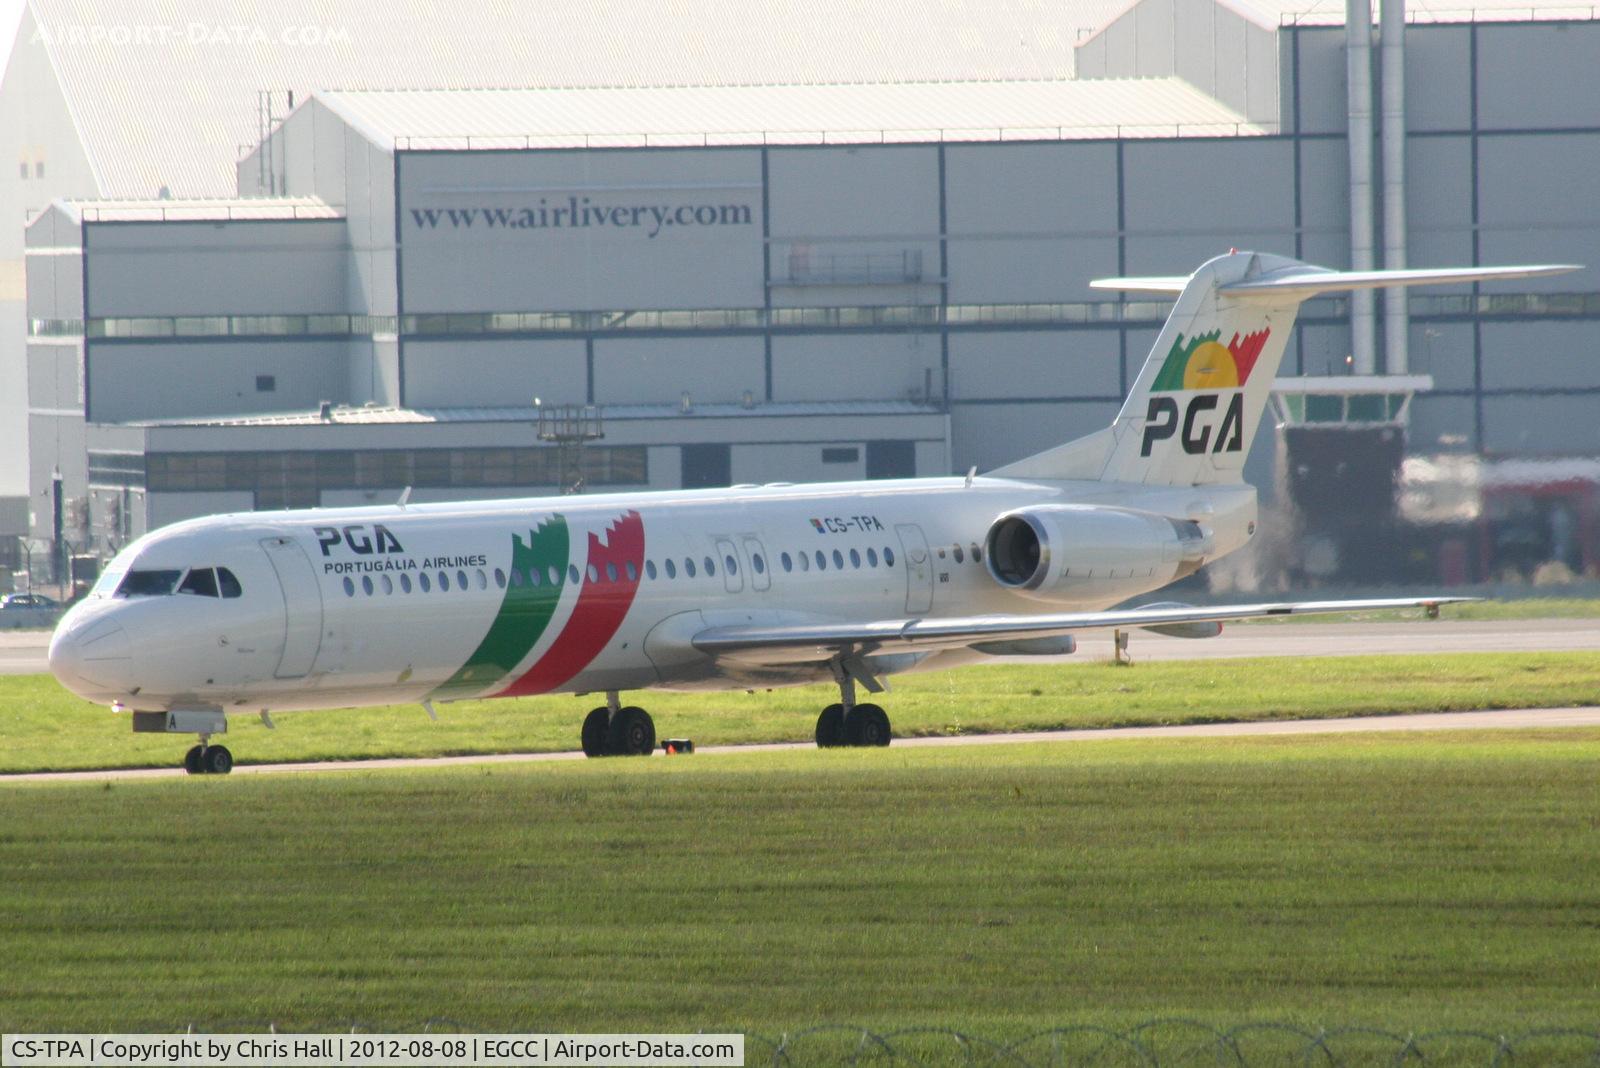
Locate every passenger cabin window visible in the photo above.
<box><xmin>177</xmin><ymin>568</ymin><xmax>220</xmax><ymax>597</ymax></box>
<box><xmin>116</xmin><ymin>569</ymin><xmax>183</xmax><ymax>597</ymax></box>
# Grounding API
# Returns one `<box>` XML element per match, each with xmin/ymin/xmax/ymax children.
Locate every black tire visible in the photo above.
<box><xmin>845</xmin><ymin>703</ymin><xmax>892</xmax><ymax>747</ymax></box>
<box><xmin>608</xmin><ymin>707</ymin><xmax>656</xmax><ymax>756</ymax></box>
<box><xmin>581</xmin><ymin>706</ymin><xmax>610</xmax><ymax>758</ymax></box>
<box><xmin>203</xmin><ymin>745</ymin><xmax>234</xmax><ymax>775</ymax></box>
<box><xmin>815</xmin><ymin>703</ymin><xmax>846</xmax><ymax>748</ymax></box>
<box><xmin>183</xmin><ymin>744</ymin><xmax>205</xmax><ymax>775</ymax></box>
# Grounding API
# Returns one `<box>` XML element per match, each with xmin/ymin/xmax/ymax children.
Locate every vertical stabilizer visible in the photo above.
<box><xmin>990</xmin><ymin>251</ymin><xmax>1577</xmax><ymax>486</ymax></box>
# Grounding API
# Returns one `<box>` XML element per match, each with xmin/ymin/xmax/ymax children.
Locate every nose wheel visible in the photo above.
<box><xmin>183</xmin><ymin>743</ymin><xmax>233</xmax><ymax>775</ymax></box>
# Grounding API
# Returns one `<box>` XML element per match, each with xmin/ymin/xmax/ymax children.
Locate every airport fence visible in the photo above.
<box><xmin>143</xmin><ymin>1020</ymin><xmax>1600</xmax><ymax>1066</ymax></box>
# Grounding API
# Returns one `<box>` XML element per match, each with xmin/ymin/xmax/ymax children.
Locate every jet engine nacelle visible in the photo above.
<box><xmin>983</xmin><ymin>505</ymin><xmax>1211</xmax><ymax>604</ymax></box>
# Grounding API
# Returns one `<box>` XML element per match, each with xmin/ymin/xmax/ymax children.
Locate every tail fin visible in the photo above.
<box><xmin>991</xmin><ymin>251</ymin><xmax>1577</xmax><ymax>485</ymax></box>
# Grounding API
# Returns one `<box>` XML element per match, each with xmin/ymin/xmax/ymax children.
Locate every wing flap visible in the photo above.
<box><xmin>692</xmin><ymin>597</ymin><xmax>1475</xmax><ymax>662</ymax></box>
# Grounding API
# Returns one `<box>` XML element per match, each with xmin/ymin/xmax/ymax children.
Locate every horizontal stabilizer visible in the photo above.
<box><xmin>1217</xmin><ymin>263</ymin><xmax>1581</xmax><ymax>299</ymax></box>
<box><xmin>1088</xmin><ymin>276</ymin><xmax>1189</xmax><ymax>295</ymax></box>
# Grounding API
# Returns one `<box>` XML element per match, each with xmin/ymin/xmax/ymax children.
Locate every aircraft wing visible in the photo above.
<box><xmin>691</xmin><ymin>597</ymin><xmax>1474</xmax><ymax>664</ymax></box>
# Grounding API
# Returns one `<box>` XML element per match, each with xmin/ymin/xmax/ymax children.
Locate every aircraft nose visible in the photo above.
<box><xmin>48</xmin><ymin>616</ymin><xmax>131</xmax><ymax>694</ymax></box>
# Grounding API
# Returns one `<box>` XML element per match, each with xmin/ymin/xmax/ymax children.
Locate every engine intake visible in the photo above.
<box><xmin>984</xmin><ymin>505</ymin><xmax>1210</xmax><ymax>603</ymax></box>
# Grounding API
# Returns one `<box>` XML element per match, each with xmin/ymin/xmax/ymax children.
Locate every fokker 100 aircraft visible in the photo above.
<box><xmin>48</xmin><ymin>251</ymin><xmax>1577</xmax><ymax>773</ymax></box>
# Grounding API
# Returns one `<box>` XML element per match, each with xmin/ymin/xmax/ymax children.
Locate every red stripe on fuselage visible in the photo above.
<box><xmin>495</xmin><ymin>510</ymin><xmax>645</xmax><ymax>697</ymax></box>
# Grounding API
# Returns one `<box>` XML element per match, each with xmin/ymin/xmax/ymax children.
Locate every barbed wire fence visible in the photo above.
<box><xmin>134</xmin><ymin>1019</ymin><xmax>1600</xmax><ymax>1066</ymax></box>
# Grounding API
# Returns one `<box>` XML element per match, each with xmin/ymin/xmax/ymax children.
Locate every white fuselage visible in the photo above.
<box><xmin>48</xmin><ymin>475</ymin><xmax>1255</xmax><ymax>716</ymax></box>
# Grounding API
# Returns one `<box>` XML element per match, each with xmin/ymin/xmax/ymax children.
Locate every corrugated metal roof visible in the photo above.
<box><xmin>23</xmin><ymin>0</ymin><xmax>1137</xmax><ymax>198</ymax></box>
<box><xmin>320</xmin><ymin>79</ymin><xmax>1265</xmax><ymax>149</ymax></box>
<box><xmin>137</xmin><ymin>401</ymin><xmax>944</xmax><ymax>428</ymax></box>
<box><xmin>55</xmin><ymin>196</ymin><xmax>340</xmax><ymax>222</ymax></box>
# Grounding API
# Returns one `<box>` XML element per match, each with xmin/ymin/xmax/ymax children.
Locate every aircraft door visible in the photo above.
<box><xmin>259</xmin><ymin>536</ymin><xmax>324</xmax><ymax>679</ymax></box>
<box><xmin>895</xmin><ymin>523</ymin><xmax>934</xmax><ymax>614</ymax></box>
<box><xmin>741</xmin><ymin>535</ymin><xmax>771</xmax><ymax>592</ymax></box>
<box><xmin>713</xmin><ymin>537</ymin><xmax>743</xmax><ymax>593</ymax></box>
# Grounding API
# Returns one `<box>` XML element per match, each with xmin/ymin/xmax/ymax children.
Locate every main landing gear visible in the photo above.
<box><xmin>581</xmin><ymin>692</ymin><xmax>656</xmax><ymax>758</ymax></box>
<box><xmin>815</xmin><ymin>659</ymin><xmax>892</xmax><ymax>748</ymax></box>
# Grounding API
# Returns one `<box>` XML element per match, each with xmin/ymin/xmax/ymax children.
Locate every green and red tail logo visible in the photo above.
<box><xmin>1151</xmin><ymin>328</ymin><xmax>1270</xmax><ymax>392</ymax></box>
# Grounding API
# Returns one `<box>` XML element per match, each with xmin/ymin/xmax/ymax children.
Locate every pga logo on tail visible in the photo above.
<box><xmin>1139</xmin><ymin>328</ymin><xmax>1269</xmax><ymax>457</ymax></box>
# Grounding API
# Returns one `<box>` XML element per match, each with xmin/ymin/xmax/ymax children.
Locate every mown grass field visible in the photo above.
<box><xmin>2</xmin><ymin>651</ymin><xmax>1600</xmax><ymax>773</ymax></box>
<box><xmin>1</xmin><ymin>730</ymin><xmax>1597</xmax><ymax>1045</ymax></box>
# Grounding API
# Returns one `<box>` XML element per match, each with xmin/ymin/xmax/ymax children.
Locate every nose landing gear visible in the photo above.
<box><xmin>132</xmin><ymin>710</ymin><xmax>235</xmax><ymax>776</ymax></box>
<box><xmin>183</xmin><ymin>742</ymin><xmax>234</xmax><ymax>776</ymax></box>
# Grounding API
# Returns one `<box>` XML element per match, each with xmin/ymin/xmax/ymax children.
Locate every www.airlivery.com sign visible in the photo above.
<box><xmin>409</xmin><ymin>196</ymin><xmax>757</xmax><ymax>240</ymax></box>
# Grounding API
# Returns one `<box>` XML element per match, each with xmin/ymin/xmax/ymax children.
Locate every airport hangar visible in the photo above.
<box><xmin>8</xmin><ymin>0</ymin><xmax>1600</xmax><ymax>584</ymax></box>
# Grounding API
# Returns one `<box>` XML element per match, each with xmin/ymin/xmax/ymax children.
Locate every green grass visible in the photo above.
<box><xmin>3</xmin><ymin>652</ymin><xmax>1600</xmax><ymax>774</ymax></box>
<box><xmin>1</xmin><ymin>731</ymin><xmax>1597</xmax><ymax>1045</ymax></box>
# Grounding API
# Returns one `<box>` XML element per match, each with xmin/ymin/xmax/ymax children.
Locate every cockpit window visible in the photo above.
<box><xmin>178</xmin><ymin>568</ymin><xmax>220</xmax><ymax>597</ymax></box>
<box><xmin>217</xmin><ymin>567</ymin><xmax>242</xmax><ymax>598</ymax></box>
<box><xmin>116</xmin><ymin>569</ymin><xmax>183</xmax><ymax>597</ymax></box>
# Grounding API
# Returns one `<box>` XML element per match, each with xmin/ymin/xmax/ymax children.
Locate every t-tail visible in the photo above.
<box><xmin>992</xmin><ymin>250</ymin><xmax>1578</xmax><ymax>486</ymax></box>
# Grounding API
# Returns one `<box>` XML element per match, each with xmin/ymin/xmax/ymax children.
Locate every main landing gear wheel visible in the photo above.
<box><xmin>844</xmin><ymin>703</ymin><xmax>892</xmax><ymax>747</ymax></box>
<box><xmin>581</xmin><ymin>706</ymin><xmax>610</xmax><ymax>758</ymax></box>
<box><xmin>183</xmin><ymin>745</ymin><xmax>205</xmax><ymax>775</ymax></box>
<box><xmin>609</xmin><ymin>706</ymin><xmax>656</xmax><ymax>756</ymax></box>
<box><xmin>815</xmin><ymin>703</ymin><xmax>846</xmax><ymax>748</ymax></box>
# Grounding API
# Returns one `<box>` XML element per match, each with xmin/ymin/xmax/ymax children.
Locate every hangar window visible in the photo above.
<box><xmin>218</xmin><ymin>568</ymin><xmax>243</xmax><ymax>598</ymax></box>
<box><xmin>822</xmin><ymin>447</ymin><xmax>859</xmax><ymax>464</ymax></box>
<box><xmin>177</xmin><ymin>568</ymin><xmax>219</xmax><ymax>597</ymax></box>
<box><xmin>255</xmin><ymin>375</ymin><xmax>276</xmax><ymax>393</ymax></box>
<box><xmin>116</xmin><ymin>569</ymin><xmax>182</xmax><ymax>597</ymax></box>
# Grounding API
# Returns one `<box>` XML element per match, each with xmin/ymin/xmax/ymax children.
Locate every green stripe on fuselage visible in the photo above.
<box><xmin>429</xmin><ymin>515</ymin><xmax>569</xmax><ymax>698</ymax></box>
